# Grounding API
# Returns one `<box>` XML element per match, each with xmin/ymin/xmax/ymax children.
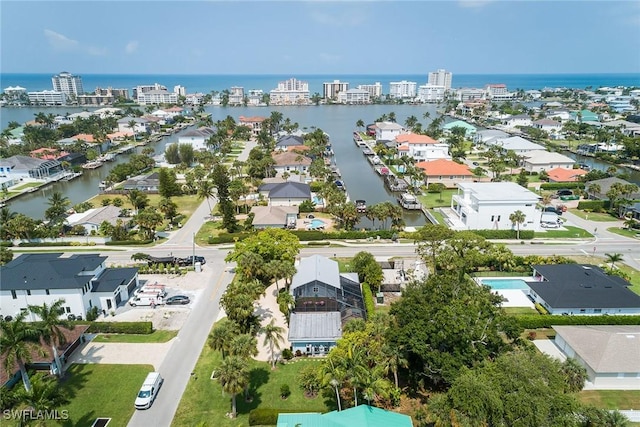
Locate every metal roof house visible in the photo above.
<box><xmin>553</xmin><ymin>325</ymin><xmax>640</xmax><ymax>389</ymax></box>
<box><xmin>527</xmin><ymin>264</ymin><xmax>640</xmax><ymax>315</ymax></box>
<box><xmin>0</xmin><ymin>253</ymin><xmax>139</xmax><ymax>320</ymax></box>
<box><xmin>288</xmin><ymin>255</ymin><xmax>365</xmax><ymax>356</ymax></box>
<box><xmin>265</xmin><ymin>182</ymin><xmax>311</xmax><ymax>206</ymax></box>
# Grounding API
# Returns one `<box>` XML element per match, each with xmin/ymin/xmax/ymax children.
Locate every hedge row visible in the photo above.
<box><xmin>87</xmin><ymin>321</ymin><xmax>154</xmax><ymax>334</ymax></box>
<box><xmin>361</xmin><ymin>283</ymin><xmax>375</xmax><ymax>318</ymax></box>
<box><xmin>18</xmin><ymin>241</ymin><xmax>73</xmax><ymax>247</ymax></box>
<box><xmin>473</xmin><ymin>229</ymin><xmax>534</xmax><ymax>240</ymax></box>
<box><xmin>208</xmin><ymin>229</ymin><xmax>396</xmax><ymax>244</ymax></box>
<box><xmin>576</xmin><ymin>200</ymin><xmax>611</xmax><ymax>211</ymax></box>
<box><xmin>105</xmin><ymin>239</ymin><xmax>154</xmax><ymax>246</ymax></box>
<box><xmin>0</xmin><ymin>241</ymin><xmax>13</xmax><ymax>247</ymax></box>
<box><xmin>249</xmin><ymin>408</ymin><xmax>307</xmax><ymax>426</ymax></box>
<box><xmin>540</xmin><ymin>182</ymin><xmax>585</xmax><ymax>190</ymax></box>
<box><xmin>515</xmin><ymin>314</ymin><xmax>640</xmax><ymax>329</ymax></box>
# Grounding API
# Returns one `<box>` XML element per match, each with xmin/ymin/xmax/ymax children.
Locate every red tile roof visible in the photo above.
<box><xmin>71</xmin><ymin>134</ymin><xmax>95</xmax><ymax>142</ymax></box>
<box><xmin>272</xmin><ymin>151</ymin><xmax>312</xmax><ymax>166</ymax></box>
<box><xmin>395</xmin><ymin>133</ymin><xmax>438</xmax><ymax>144</ymax></box>
<box><xmin>416</xmin><ymin>159</ymin><xmax>473</xmax><ymax>176</ymax></box>
<box><xmin>239</xmin><ymin>116</ymin><xmax>266</xmax><ymax>123</ymax></box>
<box><xmin>547</xmin><ymin>167</ymin><xmax>587</xmax><ymax>182</ymax></box>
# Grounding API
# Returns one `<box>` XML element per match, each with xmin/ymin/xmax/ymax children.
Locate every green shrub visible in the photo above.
<box><xmin>208</xmin><ymin>230</ymin><xmax>396</xmax><ymax>244</ymax></box>
<box><xmin>361</xmin><ymin>283</ymin><xmax>375</xmax><ymax>318</ymax></box>
<box><xmin>281</xmin><ymin>348</ymin><xmax>293</xmax><ymax>360</ymax></box>
<box><xmin>472</xmin><ymin>229</ymin><xmax>534</xmax><ymax>240</ymax></box>
<box><xmin>280</xmin><ymin>384</ymin><xmax>291</xmax><ymax>399</ymax></box>
<box><xmin>249</xmin><ymin>408</ymin><xmax>304</xmax><ymax>426</ymax></box>
<box><xmin>85</xmin><ymin>307</ymin><xmax>100</xmax><ymax>322</ymax></box>
<box><xmin>105</xmin><ymin>239</ymin><xmax>154</xmax><ymax>246</ymax></box>
<box><xmin>576</xmin><ymin>200</ymin><xmax>610</xmax><ymax>211</ymax></box>
<box><xmin>0</xmin><ymin>241</ymin><xmax>13</xmax><ymax>247</ymax></box>
<box><xmin>298</xmin><ymin>200</ymin><xmax>315</xmax><ymax>213</ymax></box>
<box><xmin>540</xmin><ymin>182</ymin><xmax>585</xmax><ymax>190</ymax></box>
<box><xmin>18</xmin><ymin>242</ymin><xmax>72</xmax><ymax>247</ymax></box>
<box><xmin>87</xmin><ymin>321</ymin><xmax>154</xmax><ymax>334</ymax></box>
<box><xmin>515</xmin><ymin>314</ymin><xmax>640</xmax><ymax>329</ymax></box>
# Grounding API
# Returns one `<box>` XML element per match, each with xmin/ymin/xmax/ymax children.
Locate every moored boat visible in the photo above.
<box><xmin>397</xmin><ymin>193</ymin><xmax>422</xmax><ymax>210</ymax></box>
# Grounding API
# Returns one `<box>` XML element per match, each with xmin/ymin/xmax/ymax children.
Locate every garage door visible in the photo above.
<box><xmin>115</xmin><ymin>293</ymin><xmax>122</xmax><ymax>305</ymax></box>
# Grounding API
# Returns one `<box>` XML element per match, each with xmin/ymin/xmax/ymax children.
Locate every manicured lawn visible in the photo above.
<box><xmin>569</xmin><ymin>209</ymin><xmax>619</xmax><ymax>222</ymax></box>
<box><xmin>578</xmin><ymin>390</ymin><xmax>640</xmax><ymax>410</ymax></box>
<box><xmin>616</xmin><ymin>263</ymin><xmax>640</xmax><ymax>296</ymax></box>
<box><xmin>503</xmin><ymin>307</ymin><xmax>538</xmax><ymax>315</ymax></box>
<box><xmin>534</xmin><ymin>226</ymin><xmax>593</xmax><ymax>239</ymax></box>
<box><xmin>11</xmin><ymin>182</ymin><xmax>41</xmax><ymax>190</ymax></box>
<box><xmin>57</xmin><ymin>364</ymin><xmax>153</xmax><ymax>427</ymax></box>
<box><xmin>196</xmin><ymin>220</ymin><xmax>226</xmax><ymax>245</ymax></box>
<box><xmin>172</xmin><ymin>344</ymin><xmax>329</xmax><ymax>427</ymax></box>
<box><xmin>92</xmin><ymin>330</ymin><xmax>178</xmax><ymax>343</ymax></box>
<box><xmin>607</xmin><ymin>226</ymin><xmax>640</xmax><ymax>239</ymax></box>
<box><xmin>417</xmin><ymin>189</ymin><xmax>456</xmax><ymax>208</ymax></box>
<box><xmin>428</xmin><ymin>209</ymin><xmax>446</xmax><ymax>225</ymax></box>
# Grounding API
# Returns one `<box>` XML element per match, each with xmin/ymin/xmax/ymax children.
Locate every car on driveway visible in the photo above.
<box><xmin>177</xmin><ymin>256</ymin><xmax>206</xmax><ymax>266</ymax></box>
<box><xmin>165</xmin><ymin>295</ymin><xmax>190</xmax><ymax>305</ymax></box>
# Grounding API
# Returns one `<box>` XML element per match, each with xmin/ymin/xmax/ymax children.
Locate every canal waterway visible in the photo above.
<box><xmin>3</xmin><ymin>105</ymin><xmax>440</xmax><ymax>226</ymax></box>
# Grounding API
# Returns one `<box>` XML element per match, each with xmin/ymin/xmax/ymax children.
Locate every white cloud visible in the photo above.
<box><xmin>44</xmin><ymin>29</ymin><xmax>79</xmax><ymax>51</ymax></box>
<box><xmin>125</xmin><ymin>41</ymin><xmax>139</xmax><ymax>54</ymax></box>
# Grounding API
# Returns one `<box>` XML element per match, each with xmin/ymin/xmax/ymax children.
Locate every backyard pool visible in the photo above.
<box><xmin>307</xmin><ymin>219</ymin><xmax>326</xmax><ymax>230</ymax></box>
<box><xmin>313</xmin><ymin>196</ymin><xmax>324</xmax><ymax>205</ymax></box>
<box><xmin>480</xmin><ymin>278</ymin><xmax>531</xmax><ymax>290</ymax></box>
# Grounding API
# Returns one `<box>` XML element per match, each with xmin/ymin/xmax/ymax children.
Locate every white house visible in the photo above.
<box><xmin>117</xmin><ymin>117</ymin><xmax>149</xmax><ymax>135</ymax></box>
<box><xmin>473</xmin><ymin>129</ymin><xmax>509</xmax><ymax>145</ymax></box>
<box><xmin>532</xmin><ymin>118</ymin><xmax>563</xmax><ymax>133</ymax></box>
<box><xmin>486</xmin><ymin>136</ymin><xmax>545</xmax><ymax>155</ymax></box>
<box><xmin>174</xmin><ymin>127</ymin><xmax>217</xmax><ymax>151</ymax></box>
<box><xmin>502</xmin><ymin>114</ymin><xmax>532</xmax><ymax>128</ymax></box>
<box><xmin>450</xmin><ymin>182</ymin><xmax>540</xmax><ymax>230</ymax></box>
<box><xmin>521</xmin><ymin>150</ymin><xmax>575</xmax><ymax>173</ymax></box>
<box><xmin>65</xmin><ymin>205</ymin><xmax>130</xmax><ymax>235</ymax></box>
<box><xmin>395</xmin><ymin>133</ymin><xmax>450</xmax><ymax>161</ymax></box>
<box><xmin>553</xmin><ymin>325</ymin><xmax>640</xmax><ymax>390</ymax></box>
<box><xmin>0</xmin><ymin>253</ymin><xmax>139</xmax><ymax>320</ymax></box>
<box><xmin>375</xmin><ymin>122</ymin><xmax>405</xmax><ymax>142</ymax></box>
<box><xmin>272</xmin><ymin>151</ymin><xmax>312</xmax><ymax>175</ymax></box>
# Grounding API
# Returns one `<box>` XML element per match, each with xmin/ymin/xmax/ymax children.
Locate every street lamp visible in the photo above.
<box><xmin>192</xmin><ymin>232</ymin><xmax>196</xmax><ymax>269</ymax></box>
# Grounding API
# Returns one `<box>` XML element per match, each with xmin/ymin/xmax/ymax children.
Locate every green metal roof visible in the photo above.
<box><xmin>443</xmin><ymin>120</ymin><xmax>476</xmax><ymax>130</ymax></box>
<box><xmin>277</xmin><ymin>405</ymin><xmax>413</xmax><ymax>427</ymax></box>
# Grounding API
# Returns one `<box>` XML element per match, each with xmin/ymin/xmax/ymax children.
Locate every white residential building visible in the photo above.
<box><xmin>175</xmin><ymin>127</ymin><xmax>217</xmax><ymax>151</ymax></box>
<box><xmin>389</xmin><ymin>81</ymin><xmax>417</xmax><ymax>99</ymax></box>
<box><xmin>52</xmin><ymin>72</ymin><xmax>84</xmax><ymax>97</ymax></box>
<box><xmin>532</xmin><ymin>119</ymin><xmax>563</xmax><ymax>133</ymax></box>
<box><xmin>28</xmin><ymin>90</ymin><xmax>66</xmax><ymax>105</ymax></box>
<box><xmin>137</xmin><ymin>89</ymin><xmax>178</xmax><ymax>105</ymax></box>
<box><xmin>3</xmin><ymin>86</ymin><xmax>27</xmax><ymax>100</ymax></box>
<box><xmin>521</xmin><ymin>150</ymin><xmax>575</xmax><ymax>173</ymax></box>
<box><xmin>450</xmin><ymin>182</ymin><xmax>540</xmax><ymax>230</ymax></box>
<box><xmin>270</xmin><ymin>78</ymin><xmax>310</xmax><ymax>105</ymax></box>
<box><xmin>229</xmin><ymin>86</ymin><xmax>245</xmax><ymax>105</ymax></box>
<box><xmin>396</xmin><ymin>133</ymin><xmax>450</xmax><ymax>162</ymax></box>
<box><xmin>485</xmin><ymin>84</ymin><xmax>514</xmax><ymax>101</ymax></box>
<box><xmin>173</xmin><ymin>85</ymin><xmax>186</xmax><ymax>96</ymax></box>
<box><xmin>247</xmin><ymin>89</ymin><xmax>264</xmax><ymax>106</ymax></box>
<box><xmin>428</xmin><ymin>69</ymin><xmax>452</xmax><ymax>90</ymax></box>
<box><xmin>116</xmin><ymin>117</ymin><xmax>149</xmax><ymax>135</ymax></box>
<box><xmin>417</xmin><ymin>85</ymin><xmax>446</xmax><ymax>103</ymax></box>
<box><xmin>133</xmin><ymin>83</ymin><xmax>167</xmax><ymax>99</ymax></box>
<box><xmin>502</xmin><ymin>114</ymin><xmax>533</xmax><ymax>128</ymax></box>
<box><xmin>485</xmin><ymin>136</ymin><xmax>545</xmax><ymax>154</ymax></box>
<box><xmin>357</xmin><ymin>82</ymin><xmax>383</xmax><ymax>99</ymax></box>
<box><xmin>323</xmin><ymin>80</ymin><xmax>349</xmax><ymax>101</ymax></box>
<box><xmin>454</xmin><ymin>88</ymin><xmax>486</xmax><ymax>101</ymax></box>
<box><xmin>337</xmin><ymin>88</ymin><xmax>370</xmax><ymax>104</ymax></box>
<box><xmin>375</xmin><ymin>121</ymin><xmax>405</xmax><ymax>142</ymax></box>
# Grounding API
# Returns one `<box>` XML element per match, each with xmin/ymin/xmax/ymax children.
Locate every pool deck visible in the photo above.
<box><xmin>495</xmin><ymin>289</ymin><xmax>535</xmax><ymax>308</ymax></box>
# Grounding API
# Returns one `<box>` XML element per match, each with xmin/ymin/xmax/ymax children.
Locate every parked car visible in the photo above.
<box><xmin>557</xmin><ymin>189</ymin><xmax>573</xmax><ymax>196</ymax></box>
<box><xmin>166</xmin><ymin>295</ymin><xmax>190</xmax><ymax>305</ymax></box>
<box><xmin>177</xmin><ymin>256</ymin><xmax>206</xmax><ymax>266</ymax></box>
<box><xmin>135</xmin><ymin>372</ymin><xmax>163</xmax><ymax>410</ymax></box>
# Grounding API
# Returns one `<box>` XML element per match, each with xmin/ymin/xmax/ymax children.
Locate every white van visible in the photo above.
<box><xmin>135</xmin><ymin>372</ymin><xmax>163</xmax><ymax>409</ymax></box>
<box><xmin>134</xmin><ymin>286</ymin><xmax>167</xmax><ymax>297</ymax></box>
<box><xmin>129</xmin><ymin>295</ymin><xmax>163</xmax><ymax>307</ymax></box>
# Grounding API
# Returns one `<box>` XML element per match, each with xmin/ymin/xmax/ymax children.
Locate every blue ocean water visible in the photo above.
<box><xmin>2</xmin><ymin>73</ymin><xmax>639</xmax><ymax>95</ymax></box>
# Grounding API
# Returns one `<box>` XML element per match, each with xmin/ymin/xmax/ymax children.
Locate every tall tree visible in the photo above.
<box><xmin>217</xmin><ymin>355</ymin><xmax>249</xmax><ymax>419</ymax></box>
<box><xmin>509</xmin><ymin>210</ymin><xmax>526</xmax><ymax>240</ymax></box>
<box><xmin>208</xmin><ymin>319</ymin><xmax>240</xmax><ymax>359</ymax></box>
<box><xmin>44</xmin><ymin>192</ymin><xmax>70</xmax><ymax>225</ymax></box>
<box><xmin>261</xmin><ymin>319</ymin><xmax>285</xmax><ymax>369</ymax></box>
<box><xmin>28</xmin><ymin>299</ymin><xmax>73</xmax><ymax>377</ymax></box>
<box><xmin>0</xmin><ymin>312</ymin><xmax>42</xmax><ymax>392</ymax></box>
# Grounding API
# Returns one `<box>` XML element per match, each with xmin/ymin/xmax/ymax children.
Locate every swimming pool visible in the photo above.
<box><xmin>480</xmin><ymin>278</ymin><xmax>531</xmax><ymax>290</ymax></box>
<box><xmin>308</xmin><ymin>219</ymin><xmax>326</xmax><ymax>229</ymax></box>
<box><xmin>313</xmin><ymin>196</ymin><xmax>324</xmax><ymax>205</ymax></box>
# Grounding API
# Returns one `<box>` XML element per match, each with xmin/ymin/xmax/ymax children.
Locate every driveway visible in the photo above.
<box><xmin>67</xmin><ymin>340</ymin><xmax>173</xmax><ymax>370</ymax></box>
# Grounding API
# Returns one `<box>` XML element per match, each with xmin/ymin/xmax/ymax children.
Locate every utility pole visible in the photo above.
<box><xmin>192</xmin><ymin>232</ymin><xmax>196</xmax><ymax>270</ymax></box>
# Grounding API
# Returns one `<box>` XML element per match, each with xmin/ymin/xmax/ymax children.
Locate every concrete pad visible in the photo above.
<box><xmin>533</xmin><ymin>339</ymin><xmax>566</xmax><ymax>362</ymax></box>
<box><xmin>67</xmin><ymin>340</ymin><xmax>174</xmax><ymax>370</ymax></box>
<box><xmin>495</xmin><ymin>289</ymin><xmax>535</xmax><ymax>308</ymax></box>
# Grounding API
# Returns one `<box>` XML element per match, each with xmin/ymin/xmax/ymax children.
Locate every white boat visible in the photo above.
<box><xmin>397</xmin><ymin>193</ymin><xmax>422</xmax><ymax>210</ymax></box>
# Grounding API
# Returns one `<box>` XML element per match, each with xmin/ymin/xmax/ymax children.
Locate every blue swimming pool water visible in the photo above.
<box><xmin>480</xmin><ymin>278</ymin><xmax>530</xmax><ymax>290</ymax></box>
<box><xmin>309</xmin><ymin>219</ymin><xmax>326</xmax><ymax>229</ymax></box>
<box><xmin>313</xmin><ymin>196</ymin><xmax>324</xmax><ymax>205</ymax></box>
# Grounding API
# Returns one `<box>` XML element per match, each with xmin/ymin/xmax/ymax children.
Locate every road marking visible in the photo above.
<box><xmin>580</xmin><ymin>249</ymin><xmax>588</xmax><ymax>255</ymax></box>
<box><xmin>210</xmin><ymin>270</ymin><xmax>230</xmax><ymax>301</ymax></box>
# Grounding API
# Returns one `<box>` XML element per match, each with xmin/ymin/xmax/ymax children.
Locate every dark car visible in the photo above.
<box><xmin>557</xmin><ymin>189</ymin><xmax>573</xmax><ymax>196</ymax></box>
<box><xmin>165</xmin><ymin>295</ymin><xmax>190</xmax><ymax>305</ymax></box>
<box><xmin>178</xmin><ymin>256</ymin><xmax>206</xmax><ymax>266</ymax></box>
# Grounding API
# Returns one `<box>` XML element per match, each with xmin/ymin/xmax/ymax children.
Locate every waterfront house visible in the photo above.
<box><xmin>0</xmin><ymin>155</ymin><xmax>62</xmax><ymax>181</ymax></box>
<box><xmin>473</xmin><ymin>129</ymin><xmax>510</xmax><ymax>146</ymax></box>
<box><xmin>117</xmin><ymin>116</ymin><xmax>149</xmax><ymax>135</ymax></box>
<box><xmin>521</xmin><ymin>150</ymin><xmax>575</xmax><ymax>173</ymax></box>
<box><xmin>250</xmin><ymin>205</ymin><xmax>298</xmax><ymax>229</ymax></box>
<box><xmin>532</xmin><ymin>118</ymin><xmax>563</xmax><ymax>133</ymax></box>
<box><xmin>449</xmin><ymin>182</ymin><xmax>540</xmax><ymax>230</ymax></box>
<box><xmin>238</xmin><ymin>116</ymin><xmax>266</xmax><ymax>136</ymax></box>
<box><xmin>65</xmin><ymin>205</ymin><xmax>131</xmax><ymax>235</ymax></box>
<box><xmin>375</xmin><ymin>121</ymin><xmax>406</xmax><ymax>142</ymax></box>
<box><xmin>288</xmin><ymin>255</ymin><xmax>365</xmax><ymax>356</ymax></box>
<box><xmin>57</xmin><ymin>133</ymin><xmax>110</xmax><ymax>154</ymax></box>
<box><xmin>528</xmin><ymin>264</ymin><xmax>640</xmax><ymax>316</ymax></box>
<box><xmin>572</xmin><ymin>109</ymin><xmax>600</xmax><ymax>123</ymax></box>
<box><xmin>272</xmin><ymin>151</ymin><xmax>312</xmax><ymax>175</ymax></box>
<box><xmin>584</xmin><ymin>177</ymin><xmax>640</xmax><ymax>200</ymax></box>
<box><xmin>277</xmin><ymin>405</ymin><xmax>414</xmax><ymax>427</ymax></box>
<box><xmin>485</xmin><ymin>136</ymin><xmax>545</xmax><ymax>155</ymax></box>
<box><xmin>396</xmin><ymin>133</ymin><xmax>450</xmax><ymax>162</ymax></box>
<box><xmin>0</xmin><ymin>253</ymin><xmax>139</xmax><ymax>321</ymax></box>
<box><xmin>275</xmin><ymin>135</ymin><xmax>305</xmax><ymax>151</ymax></box>
<box><xmin>553</xmin><ymin>325</ymin><xmax>640</xmax><ymax>390</ymax></box>
<box><xmin>30</xmin><ymin>148</ymin><xmax>69</xmax><ymax>161</ymax></box>
<box><xmin>122</xmin><ymin>172</ymin><xmax>160</xmax><ymax>193</ymax></box>
<box><xmin>546</xmin><ymin>167</ymin><xmax>587</xmax><ymax>183</ymax></box>
<box><xmin>443</xmin><ymin>120</ymin><xmax>477</xmax><ymax>137</ymax></box>
<box><xmin>175</xmin><ymin>127</ymin><xmax>217</xmax><ymax>151</ymax></box>
<box><xmin>260</xmin><ymin>181</ymin><xmax>311</xmax><ymax>206</ymax></box>
<box><xmin>416</xmin><ymin>159</ymin><xmax>474</xmax><ymax>188</ymax></box>
<box><xmin>502</xmin><ymin>114</ymin><xmax>532</xmax><ymax>129</ymax></box>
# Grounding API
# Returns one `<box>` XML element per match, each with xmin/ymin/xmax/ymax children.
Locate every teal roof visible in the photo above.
<box><xmin>277</xmin><ymin>405</ymin><xmax>413</xmax><ymax>427</ymax></box>
<box><xmin>572</xmin><ymin>110</ymin><xmax>599</xmax><ymax>122</ymax></box>
<box><xmin>443</xmin><ymin>120</ymin><xmax>476</xmax><ymax>130</ymax></box>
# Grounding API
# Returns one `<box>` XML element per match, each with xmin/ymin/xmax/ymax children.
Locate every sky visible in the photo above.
<box><xmin>1</xmin><ymin>0</ymin><xmax>639</xmax><ymax>75</ymax></box>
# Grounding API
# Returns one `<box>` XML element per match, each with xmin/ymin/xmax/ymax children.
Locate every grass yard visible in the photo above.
<box><xmin>578</xmin><ymin>390</ymin><xmax>640</xmax><ymax>410</ymax></box>
<box><xmin>534</xmin><ymin>226</ymin><xmax>593</xmax><ymax>239</ymax></box>
<box><xmin>418</xmin><ymin>189</ymin><xmax>456</xmax><ymax>208</ymax></box>
<box><xmin>92</xmin><ymin>330</ymin><xmax>178</xmax><ymax>343</ymax></box>
<box><xmin>172</xmin><ymin>344</ymin><xmax>329</xmax><ymax>427</ymax></box>
<box><xmin>428</xmin><ymin>209</ymin><xmax>446</xmax><ymax>225</ymax></box>
<box><xmin>608</xmin><ymin>226</ymin><xmax>640</xmax><ymax>239</ymax></box>
<box><xmin>11</xmin><ymin>182</ymin><xmax>42</xmax><ymax>191</ymax></box>
<box><xmin>504</xmin><ymin>307</ymin><xmax>538</xmax><ymax>315</ymax></box>
<box><xmin>57</xmin><ymin>364</ymin><xmax>153</xmax><ymax>427</ymax></box>
<box><xmin>569</xmin><ymin>209</ymin><xmax>619</xmax><ymax>222</ymax></box>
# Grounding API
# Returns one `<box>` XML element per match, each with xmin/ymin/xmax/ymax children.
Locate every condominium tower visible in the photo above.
<box><xmin>428</xmin><ymin>69</ymin><xmax>453</xmax><ymax>90</ymax></box>
<box><xmin>52</xmin><ymin>71</ymin><xmax>84</xmax><ymax>96</ymax></box>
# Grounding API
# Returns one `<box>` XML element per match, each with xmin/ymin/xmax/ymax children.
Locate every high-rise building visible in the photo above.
<box><xmin>174</xmin><ymin>85</ymin><xmax>186</xmax><ymax>96</ymax></box>
<box><xmin>428</xmin><ymin>69</ymin><xmax>453</xmax><ymax>91</ymax></box>
<box><xmin>52</xmin><ymin>72</ymin><xmax>84</xmax><ymax>96</ymax></box>
<box><xmin>358</xmin><ymin>82</ymin><xmax>383</xmax><ymax>99</ymax></box>
<box><xmin>269</xmin><ymin>78</ymin><xmax>310</xmax><ymax>105</ymax></box>
<box><xmin>323</xmin><ymin>80</ymin><xmax>349</xmax><ymax>101</ymax></box>
<box><xmin>389</xmin><ymin>81</ymin><xmax>417</xmax><ymax>99</ymax></box>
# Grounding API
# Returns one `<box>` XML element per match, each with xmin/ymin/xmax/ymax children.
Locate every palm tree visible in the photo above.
<box><xmin>217</xmin><ymin>355</ymin><xmax>249</xmax><ymax>418</ymax></box>
<box><xmin>45</xmin><ymin>192</ymin><xmax>70</xmax><ymax>225</ymax></box>
<box><xmin>605</xmin><ymin>253</ymin><xmax>623</xmax><ymax>268</ymax></box>
<box><xmin>28</xmin><ymin>299</ymin><xmax>73</xmax><ymax>377</ymax></box>
<box><xmin>0</xmin><ymin>312</ymin><xmax>42</xmax><ymax>392</ymax></box>
<box><xmin>381</xmin><ymin>344</ymin><xmax>408</xmax><ymax>388</ymax></box>
<box><xmin>128</xmin><ymin>119</ymin><xmax>137</xmax><ymax>141</ymax></box>
<box><xmin>605</xmin><ymin>410</ymin><xmax>631</xmax><ymax>427</ymax></box>
<box><xmin>208</xmin><ymin>319</ymin><xmax>239</xmax><ymax>359</ymax></box>
<box><xmin>321</xmin><ymin>355</ymin><xmax>345</xmax><ymax>411</ymax></box>
<box><xmin>229</xmin><ymin>334</ymin><xmax>258</xmax><ymax>359</ymax></box>
<box><xmin>587</xmin><ymin>183</ymin><xmax>601</xmax><ymax>199</ymax></box>
<box><xmin>261</xmin><ymin>319</ymin><xmax>285</xmax><ymax>369</ymax></box>
<box><xmin>196</xmin><ymin>180</ymin><xmax>216</xmax><ymax>213</ymax></box>
<box><xmin>276</xmin><ymin>291</ymin><xmax>295</xmax><ymax>323</ymax></box>
<box><xmin>561</xmin><ymin>357</ymin><xmax>587</xmax><ymax>393</ymax></box>
<box><xmin>509</xmin><ymin>210</ymin><xmax>526</xmax><ymax>239</ymax></box>
<box><xmin>14</xmin><ymin>372</ymin><xmax>69</xmax><ymax>421</ymax></box>
<box><xmin>355</xmin><ymin>119</ymin><xmax>365</xmax><ymax>131</ymax></box>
